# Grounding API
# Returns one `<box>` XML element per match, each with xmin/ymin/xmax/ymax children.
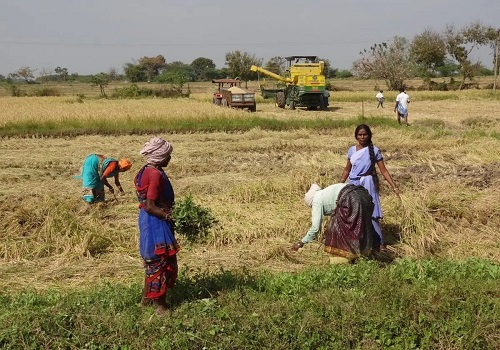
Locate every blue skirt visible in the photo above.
<box><xmin>138</xmin><ymin>209</ymin><xmax>179</xmax><ymax>262</ymax></box>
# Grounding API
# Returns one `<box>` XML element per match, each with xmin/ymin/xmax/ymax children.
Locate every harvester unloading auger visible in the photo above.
<box><xmin>250</xmin><ymin>56</ymin><xmax>326</xmax><ymax>110</ymax></box>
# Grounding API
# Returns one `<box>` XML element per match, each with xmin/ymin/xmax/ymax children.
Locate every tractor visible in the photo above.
<box><xmin>250</xmin><ymin>56</ymin><xmax>326</xmax><ymax>110</ymax></box>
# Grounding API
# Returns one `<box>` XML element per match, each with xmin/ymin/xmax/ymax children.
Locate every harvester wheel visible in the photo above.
<box><xmin>276</xmin><ymin>92</ymin><xmax>286</xmax><ymax>109</ymax></box>
<box><xmin>289</xmin><ymin>100</ymin><xmax>296</xmax><ymax>110</ymax></box>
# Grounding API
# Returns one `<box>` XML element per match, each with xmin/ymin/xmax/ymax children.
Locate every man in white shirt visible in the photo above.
<box><xmin>376</xmin><ymin>90</ymin><xmax>384</xmax><ymax>108</ymax></box>
<box><xmin>394</xmin><ymin>88</ymin><xmax>410</xmax><ymax>126</ymax></box>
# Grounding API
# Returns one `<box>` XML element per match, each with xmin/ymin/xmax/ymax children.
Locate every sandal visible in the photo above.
<box><xmin>291</xmin><ymin>241</ymin><xmax>304</xmax><ymax>251</ymax></box>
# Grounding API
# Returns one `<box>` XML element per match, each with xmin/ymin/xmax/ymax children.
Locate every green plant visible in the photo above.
<box><xmin>172</xmin><ymin>195</ymin><xmax>217</xmax><ymax>243</ymax></box>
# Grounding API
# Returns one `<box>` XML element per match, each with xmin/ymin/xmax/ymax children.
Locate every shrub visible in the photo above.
<box><xmin>172</xmin><ymin>195</ymin><xmax>217</xmax><ymax>243</ymax></box>
<box><xmin>7</xmin><ymin>84</ymin><xmax>26</xmax><ymax>97</ymax></box>
<box><xmin>111</xmin><ymin>84</ymin><xmax>154</xmax><ymax>99</ymax></box>
<box><xmin>33</xmin><ymin>87</ymin><xmax>60</xmax><ymax>97</ymax></box>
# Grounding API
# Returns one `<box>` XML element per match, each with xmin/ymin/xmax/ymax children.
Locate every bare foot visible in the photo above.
<box><xmin>155</xmin><ymin>304</ymin><xmax>169</xmax><ymax>316</ymax></box>
<box><xmin>140</xmin><ymin>297</ymin><xmax>153</xmax><ymax>307</ymax></box>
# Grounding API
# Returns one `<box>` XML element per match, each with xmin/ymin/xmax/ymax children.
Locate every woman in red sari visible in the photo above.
<box><xmin>134</xmin><ymin>137</ymin><xmax>179</xmax><ymax>315</ymax></box>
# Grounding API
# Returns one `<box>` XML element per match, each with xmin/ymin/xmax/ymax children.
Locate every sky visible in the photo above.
<box><xmin>1</xmin><ymin>0</ymin><xmax>499</xmax><ymax>76</ymax></box>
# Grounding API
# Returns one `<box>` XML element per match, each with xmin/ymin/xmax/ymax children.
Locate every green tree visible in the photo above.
<box><xmin>54</xmin><ymin>66</ymin><xmax>69</xmax><ymax>81</ymax></box>
<box><xmin>318</xmin><ymin>57</ymin><xmax>334</xmax><ymax>78</ymax></box>
<box><xmin>435</xmin><ymin>58</ymin><xmax>459</xmax><ymax>77</ymax></box>
<box><xmin>352</xmin><ymin>36</ymin><xmax>417</xmax><ymax>90</ymax></box>
<box><xmin>190</xmin><ymin>57</ymin><xmax>216</xmax><ymax>81</ymax></box>
<box><xmin>225</xmin><ymin>51</ymin><xmax>262</xmax><ymax>87</ymax></box>
<box><xmin>90</xmin><ymin>73</ymin><xmax>110</xmax><ymax>97</ymax></box>
<box><xmin>335</xmin><ymin>69</ymin><xmax>354</xmax><ymax>78</ymax></box>
<box><xmin>123</xmin><ymin>63</ymin><xmax>147</xmax><ymax>82</ymax></box>
<box><xmin>264</xmin><ymin>56</ymin><xmax>287</xmax><ymax>75</ymax></box>
<box><xmin>411</xmin><ymin>28</ymin><xmax>447</xmax><ymax>78</ymax></box>
<box><xmin>445</xmin><ymin>22</ymin><xmax>495</xmax><ymax>89</ymax></box>
<box><xmin>138</xmin><ymin>55</ymin><xmax>166</xmax><ymax>82</ymax></box>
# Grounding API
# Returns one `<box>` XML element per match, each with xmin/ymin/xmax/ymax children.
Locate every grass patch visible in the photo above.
<box><xmin>0</xmin><ymin>115</ymin><xmax>401</xmax><ymax>137</ymax></box>
<box><xmin>0</xmin><ymin>258</ymin><xmax>498</xmax><ymax>349</ymax></box>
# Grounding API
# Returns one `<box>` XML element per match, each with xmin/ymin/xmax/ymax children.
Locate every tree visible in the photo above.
<box><xmin>445</xmin><ymin>22</ymin><xmax>495</xmax><ymax>89</ymax></box>
<box><xmin>123</xmin><ymin>62</ymin><xmax>147</xmax><ymax>82</ymax></box>
<box><xmin>318</xmin><ymin>57</ymin><xmax>335</xmax><ymax>78</ymax></box>
<box><xmin>411</xmin><ymin>28</ymin><xmax>447</xmax><ymax>78</ymax></box>
<box><xmin>225</xmin><ymin>51</ymin><xmax>263</xmax><ymax>87</ymax></box>
<box><xmin>138</xmin><ymin>55</ymin><xmax>166</xmax><ymax>82</ymax></box>
<box><xmin>190</xmin><ymin>57</ymin><xmax>216</xmax><ymax>81</ymax></box>
<box><xmin>54</xmin><ymin>66</ymin><xmax>69</xmax><ymax>81</ymax></box>
<box><xmin>10</xmin><ymin>67</ymin><xmax>36</xmax><ymax>82</ymax></box>
<box><xmin>90</xmin><ymin>73</ymin><xmax>110</xmax><ymax>97</ymax></box>
<box><xmin>38</xmin><ymin>68</ymin><xmax>52</xmax><ymax>84</ymax></box>
<box><xmin>352</xmin><ymin>36</ymin><xmax>417</xmax><ymax>90</ymax></box>
<box><xmin>107</xmin><ymin>67</ymin><xmax>120</xmax><ymax>81</ymax></box>
<box><xmin>264</xmin><ymin>56</ymin><xmax>287</xmax><ymax>75</ymax></box>
<box><xmin>335</xmin><ymin>69</ymin><xmax>354</xmax><ymax>78</ymax></box>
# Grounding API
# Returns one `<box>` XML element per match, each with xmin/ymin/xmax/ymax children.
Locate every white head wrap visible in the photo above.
<box><xmin>140</xmin><ymin>137</ymin><xmax>173</xmax><ymax>165</ymax></box>
<box><xmin>304</xmin><ymin>183</ymin><xmax>321</xmax><ymax>207</ymax></box>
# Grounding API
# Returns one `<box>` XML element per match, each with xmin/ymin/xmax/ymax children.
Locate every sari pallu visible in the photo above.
<box><xmin>324</xmin><ymin>185</ymin><xmax>376</xmax><ymax>259</ymax></box>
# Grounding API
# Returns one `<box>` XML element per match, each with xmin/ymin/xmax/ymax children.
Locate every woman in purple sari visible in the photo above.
<box><xmin>340</xmin><ymin>125</ymin><xmax>400</xmax><ymax>247</ymax></box>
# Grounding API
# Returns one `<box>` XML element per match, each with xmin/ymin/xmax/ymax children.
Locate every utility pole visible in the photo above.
<box><xmin>494</xmin><ymin>29</ymin><xmax>500</xmax><ymax>91</ymax></box>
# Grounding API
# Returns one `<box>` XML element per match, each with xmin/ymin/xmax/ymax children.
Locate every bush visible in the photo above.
<box><xmin>33</xmin><ymin>87</ymin><xmax>61</xmax><ymax>97</ymax></box>
<box><xmin>7</xmin><ymin>84</ymin><xmax>26</xmax><ymax>97</ymax></box>
<box><xmin>110</xmin><ymin>83</ymin><xmax>188</xmax><ymax>99</ymax></box>
<box><xmin>172</xmin><ymin>195</ymin><xmax>217</xmax><ymax>243</ymax></box>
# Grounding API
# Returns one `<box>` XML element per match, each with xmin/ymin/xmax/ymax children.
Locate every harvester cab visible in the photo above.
<box><xmin>251</xmin><ymin>55</ymin><xmax>327</xmax><ymax>110</ymax></box>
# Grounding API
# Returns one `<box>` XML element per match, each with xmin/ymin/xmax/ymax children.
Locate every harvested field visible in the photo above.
<box><xmin>0</xmin><ymin>91</ymin><xmax>499</xmax><ymax>292</ymax></box>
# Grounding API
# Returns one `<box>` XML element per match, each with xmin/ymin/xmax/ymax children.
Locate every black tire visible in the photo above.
<box><xmin>276</xmin><ymin>92</ymin><xmax>285</xmax><ymax>108</ymax></box>
<box><xmin>249</xmin><ymin>104</ymin><xmax>256</xmax><ymax>112</ymax></box>
<box><xmin>214</xmin><ymin>98</ymin><xmax>221</xmax><ymax>106</ymax></box>
<box><xmin>289</xmin><ymin>100</ymin><xmax>296</xmax><ymax>110</ymax></box>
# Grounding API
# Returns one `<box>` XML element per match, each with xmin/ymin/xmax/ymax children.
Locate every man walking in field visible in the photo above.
<box><xmin>394</xmin><ymin>88</ymin><xmax>410</xmax><ymax>126</ymax></box>
<box><xmin>376</xmin><ymin>90</ymin><xmax>384</xmax><ymax>108</ymax></box>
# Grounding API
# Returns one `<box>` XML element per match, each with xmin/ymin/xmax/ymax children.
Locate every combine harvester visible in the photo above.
<box><xmin>251</xmin><ymin>56</ymin><xmax>326</xmax><ymax>110</ymax></box>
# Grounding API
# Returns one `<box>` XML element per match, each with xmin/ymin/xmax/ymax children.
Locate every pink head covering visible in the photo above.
<box><xmin>140</xmin><ymin>137</ymin><xmax>173</xmax><ymax>165</ymax></box>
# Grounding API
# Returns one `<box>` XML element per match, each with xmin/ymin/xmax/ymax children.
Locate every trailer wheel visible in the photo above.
<box><xmin>222</xmin><ymin>99</ymin><xmax>228</xmax><ymax>107</ymax></box>
<box><xmin>276</xmin><ymin>92</ymin><xmax>286</xmax><ymax>108</ymax></box>
<box><xmin>249</xmin><ymin>104</ymin><xmax>256</xmax><ymax>112</ymax></box>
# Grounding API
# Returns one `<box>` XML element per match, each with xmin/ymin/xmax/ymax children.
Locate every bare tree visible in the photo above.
<box><xmin>39</xmin><ymin>68</ymin><xmax>53</xmax><ymax>85</ymax></box>
<box><xmin>352</xmin><ymin>37</ymin><xmax>417</xmax><ymax>90</ymax></box>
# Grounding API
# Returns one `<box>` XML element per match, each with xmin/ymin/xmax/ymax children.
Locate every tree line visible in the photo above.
<box><xmin>1</xmin><ymin>21</ymin><xmax>498</xmax><ymax>91</ymax></box>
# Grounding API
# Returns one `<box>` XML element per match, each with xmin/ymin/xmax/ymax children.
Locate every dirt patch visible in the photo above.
<box><xmin>396</xmin><ymin>162</ymin><xmax>500</xmax><ymax>189</ymax></box>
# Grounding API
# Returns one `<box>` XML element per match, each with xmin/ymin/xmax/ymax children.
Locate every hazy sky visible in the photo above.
<box><xmin>1</xmin><ymin>0</ymin><xmax>499</xmax><ymax>76</ymax></box>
